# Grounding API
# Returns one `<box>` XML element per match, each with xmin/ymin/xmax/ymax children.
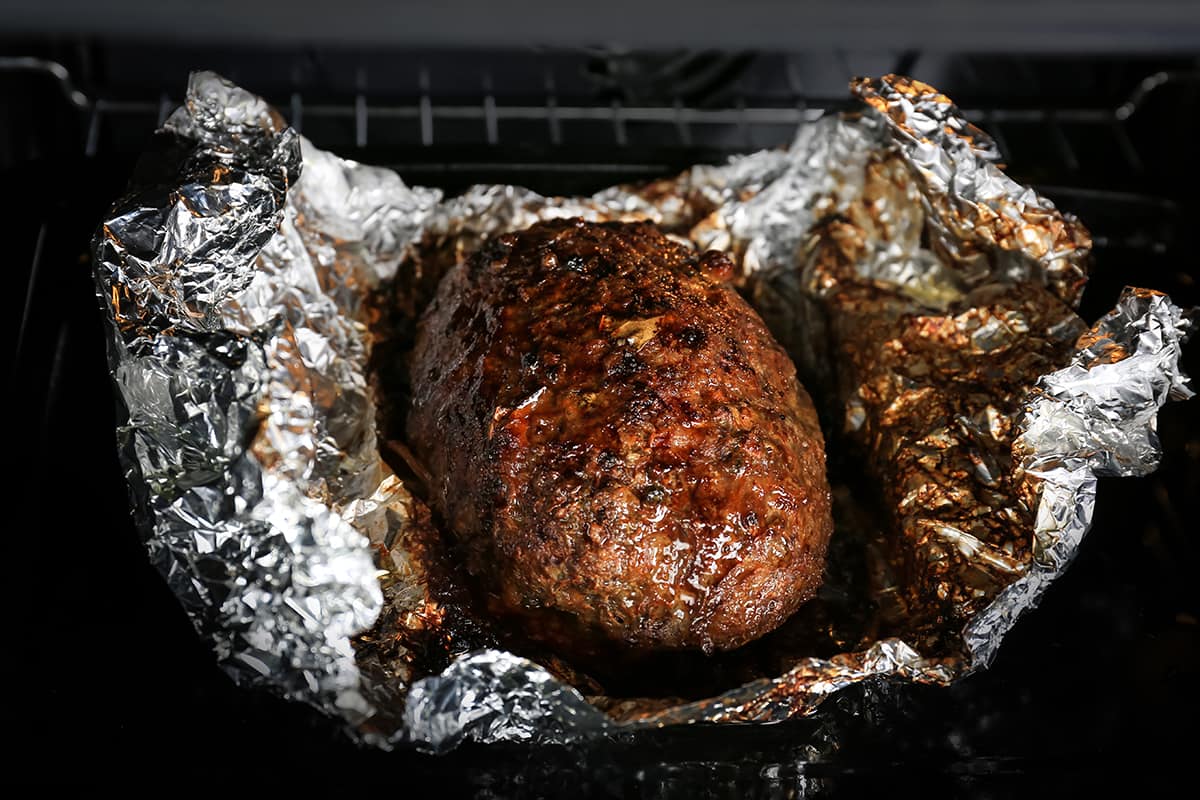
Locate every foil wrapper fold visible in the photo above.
<box><xmin>95</xmin><ymin>72</ymin><xmax>1194</xmax><ymax>750</ymax></box>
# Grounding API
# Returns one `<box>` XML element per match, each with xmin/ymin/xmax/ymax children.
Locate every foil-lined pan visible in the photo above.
<box><xmin>93</xmin><ymin>72</ymin><xmax>1194</xmax><ymax>751</ymax></box>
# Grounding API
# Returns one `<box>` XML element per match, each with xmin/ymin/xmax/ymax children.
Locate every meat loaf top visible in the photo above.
<box><xmin>407</xmin><ymin>219</ymin><xmax>833</xmax><ymax>655</ymax></box>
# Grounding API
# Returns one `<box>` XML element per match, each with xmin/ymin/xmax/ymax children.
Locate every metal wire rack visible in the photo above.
<box><xmin>6</xmin><ymin>48</ymin><xmax>1197</xmax><ymax>789</ymax></box>
<box><xmin>5</xmin><ymin>50</ymin><xmax>1198</xmax><ymax>335</ymax></box>
<box><xmin>5</xmin><ymin>52</ymin><xmax>1197</xmax><ymax>173</ymax></box>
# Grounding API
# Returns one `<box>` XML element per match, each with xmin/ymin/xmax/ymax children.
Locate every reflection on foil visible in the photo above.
<box><xmin>404</xmin><ymin>650</ymin><xmax>614</xmax><ymax>752</ymax></box>
<box><xmin>95</xmin><ymin>72</ymin><xmax>1193</xmax><ymax>750</ymax></box>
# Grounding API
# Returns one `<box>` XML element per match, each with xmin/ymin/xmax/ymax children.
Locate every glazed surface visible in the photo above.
<box><xmin>408</xmin><ymin>219</ymin><xmax>833</xmax><ymax>654</ymax></box>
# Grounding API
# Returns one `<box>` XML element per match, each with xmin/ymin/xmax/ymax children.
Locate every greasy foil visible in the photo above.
<box><xmin>94</xmin><ymin>72</ymin><xmax>1194</xmax><ymax>751</ymax></box>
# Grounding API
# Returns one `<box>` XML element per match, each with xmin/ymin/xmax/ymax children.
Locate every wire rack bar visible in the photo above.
<box><xmin>7</xmin><ymin>56</ymin><xmax>1194</xmax><ymax>184</ymax></box>
<box><xmin>82</xmin><ymin>95</ymin><xmax>1139</xmax><ymax>125</ymax></box>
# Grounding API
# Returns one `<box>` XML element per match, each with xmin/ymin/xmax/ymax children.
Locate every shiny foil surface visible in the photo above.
<box><xmin>95</xmin><ymin>72</ymin><xmax>1194</xmax><ymax>751</ymax></box>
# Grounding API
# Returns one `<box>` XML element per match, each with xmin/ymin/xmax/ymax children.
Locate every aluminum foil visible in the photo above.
<box><xmin>95</xmin><ymin>72</ymin><xmax>1194</xmax><ymax>752</ymax></box>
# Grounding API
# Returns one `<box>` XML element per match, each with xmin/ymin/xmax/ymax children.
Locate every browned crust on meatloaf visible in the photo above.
<box><xmin>407</xmin><ymin>218</ymin><xmax>832</xmax><ymax>654</ymax></box>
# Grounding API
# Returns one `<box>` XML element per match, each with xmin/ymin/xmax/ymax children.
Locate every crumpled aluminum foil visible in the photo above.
<box><xmin>94</xmin><ymin>71</ymin><xmax>1194</xmax><ymax>753</ymax></box>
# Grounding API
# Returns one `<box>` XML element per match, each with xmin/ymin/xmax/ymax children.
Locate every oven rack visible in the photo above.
<box><xmin>5</xmin><ymin>54</ymin><xmax>1196</xmax><ymax>175</ymax></box>
<box><xmin>5</xmin><ymin>51</ymin><xmax>1197</xmax><ymax>285</ymax></box>
<box><xmin>7</xmin><ymin>47</ymin><xmax>1197</xmax><ymax>789</ymax></box>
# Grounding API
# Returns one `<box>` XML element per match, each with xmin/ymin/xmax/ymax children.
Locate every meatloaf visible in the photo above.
<box><xmin>407</xmin><ymin>218</ymin><xmax>832</xmax><ymax>654</ymax></box>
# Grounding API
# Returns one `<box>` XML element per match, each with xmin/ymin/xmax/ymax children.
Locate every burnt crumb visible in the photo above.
<box><xmin>676</xmin><ymin>325</ymin><xmax>707</xmax><ymax>348</ymax></box>
<box><xmin>609</xmin><ymin>351</ymin><xmax>644</xmax><ymax>379</ymax></box>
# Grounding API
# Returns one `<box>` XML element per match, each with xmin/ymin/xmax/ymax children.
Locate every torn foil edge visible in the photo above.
<box><xmin>967</xmin><ymin>288</ymin><xmax>1196</xmax><ymax>665</ymax></box>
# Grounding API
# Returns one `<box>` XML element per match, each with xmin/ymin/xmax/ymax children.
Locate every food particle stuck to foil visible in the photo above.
<box><xmin>94</xmin><ymin>71</ymin><xmax>1194</xmax><ymax>752</ymax></box>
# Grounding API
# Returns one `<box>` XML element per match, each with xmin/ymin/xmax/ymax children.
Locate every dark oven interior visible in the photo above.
<box><xmin>9</xmin><ymin>38</ymin><xmax>1199</xmax><ymax>796</ymax></box>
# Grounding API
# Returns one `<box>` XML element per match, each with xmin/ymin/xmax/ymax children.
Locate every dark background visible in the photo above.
<box><xmin>7</xmin><ymin>25</ymin><xmax>1200</xmax><ymax>798</ymax></box>
<box><xmin>4</xmin><ymin>1</ymin><xmax>1200</xmax><ymax>51</ymax></box>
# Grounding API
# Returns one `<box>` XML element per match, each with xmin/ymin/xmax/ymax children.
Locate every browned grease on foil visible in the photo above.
<box><xmin>352</xmin><ymin>77</ymin><xmax>1097</xmax><ymax>725</ymax></box>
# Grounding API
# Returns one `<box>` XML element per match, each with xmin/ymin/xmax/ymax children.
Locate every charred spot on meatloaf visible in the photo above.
<box><xmin>406</xmin><ymin>218</ymin><xmax>833</xmax><ymax>655</ymax></box>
